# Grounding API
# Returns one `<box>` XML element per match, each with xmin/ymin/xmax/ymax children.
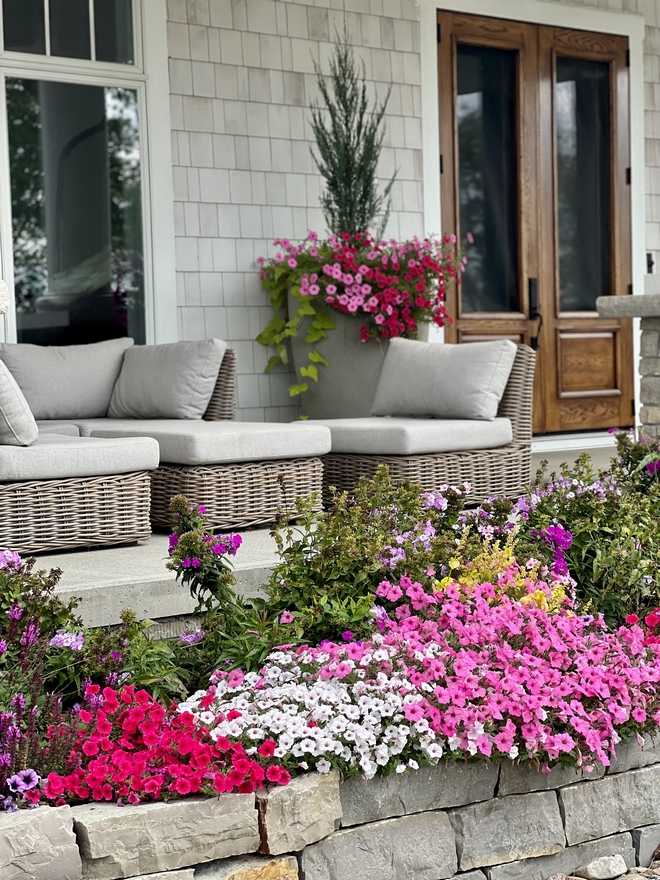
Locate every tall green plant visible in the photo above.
<box><xmin>310</xmin><ymin>28</ymin><xmax>396</xmax><ymax>237</ymax></box>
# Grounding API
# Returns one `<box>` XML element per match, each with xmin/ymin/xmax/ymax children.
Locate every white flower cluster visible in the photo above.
<box><xmin>179</xmin><ymin>644</ymin><xmax>446</xmax><ymax>780</ymax></box>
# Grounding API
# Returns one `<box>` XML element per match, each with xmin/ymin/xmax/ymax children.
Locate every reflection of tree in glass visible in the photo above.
<box><xmin>457</xmin><ymin>95</ymin><xmax>486</xmax><ymax>311</ymax></box>
<box><xmin>106</xmin><ymin>87</ymin><xmax>143</xmax><ymax>336</ymax></box>
<box><xmin>6</xmin><ymin>79</ymin><xmax>47</xmax><ymax>314</ymax></box>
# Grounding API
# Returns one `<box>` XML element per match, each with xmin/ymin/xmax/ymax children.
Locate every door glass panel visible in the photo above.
<box><xmin>457</xmin><ymin>44</ymin><xmax>518</xmax><ymax>313</ymax></box>
<box><xmin>556</xmin><ymin>57</ymin><xmax>610</xmax><ymax>310</ymax></box>
<box><xmin>2</xmin><ymin>0</ymin><xmax>46</xmax><ymax>54</ymax></box>
<box><xmin>94</xmin><ymin>0</ymin><xmax>134</xmax><ymax>64</ymax></box>
<box><xmin>6</xmin><ymin>78</ymin><xmax>145</xmax><ymax>344</ymax></box>
<box><xmin>49</xmin><ymin>0</ymin><xmax>91</xmax><ymax>59</ymax></box>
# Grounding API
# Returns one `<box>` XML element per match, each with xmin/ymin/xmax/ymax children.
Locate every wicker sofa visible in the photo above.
<box><xmin>308</xmin><ymin>344</ymin><xmax>536</xmax><ymax>506</ymax></box>
<box><xmin>3</xmin><ymin>342</ymin><xmax>330</xmax><ymax>532</ymax></box>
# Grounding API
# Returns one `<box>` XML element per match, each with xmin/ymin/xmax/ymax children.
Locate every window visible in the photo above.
<box><xmin>7</xmin><ymin>78</ymin><xmax>145</xmax><ymax>344</ymax></box>
<box><xmin>2</xmin><ymin>0</ymin><xmax>134</xmax><ymax>64</ymax></box>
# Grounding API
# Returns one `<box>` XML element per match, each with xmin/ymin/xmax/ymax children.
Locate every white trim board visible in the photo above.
<box><xmin>532</xmin><ymin>431</ymin><xmax>617</xmax><ymax>454</ymax></box>
<box><xmin>419</xmin><ymin>0</ymin><xmax>645</xmax><ymax>412</ymax></box>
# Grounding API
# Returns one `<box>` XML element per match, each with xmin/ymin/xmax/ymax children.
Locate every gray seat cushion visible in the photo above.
<box><xmin>371</xmin><ymin>338</ymin><xmax>518</xmax><ymax>421</ymax></box>
<box><xmin>0</xmin><ymin>435</ymin><xmax>160</xmax><ymax>481</ymax></box>
<box><xmin>108</xmin><ymin>339</ymin><xmax>227</xmax><ymax>420</ymax></box>
<box><xmin>0</xmin><ymin>338</ymin><xmax>133</xmax><ymax>420</ymax></box>
<box><xmin>36</xmin><ymin>421</ymin><xmax>80</xmax><ymax>437</ymax></box>
<box><xmin>65</xmin><ymin>419</ymin><xmax>332</xmax><ymax>465</ymax></box>
<box><xmin>0</xmin><ymin>360</ymin><xmax>38</xmax><ymax>447</ymax></box>
<box><xmin>305</xmin><ymin>417</ymin><xmax>513</xmax><ymax>455</ymax></box>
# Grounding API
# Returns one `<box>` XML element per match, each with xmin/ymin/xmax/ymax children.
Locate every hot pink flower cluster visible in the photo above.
<box><xmin>258</xmin><ymin>231</ymin><xmax>463</xmax><ymax>342</ymax></box>
<box><xmin>42</xmin><ymin>684</ymin><xmax>289</xmax><ymax>806</ymax></box>
<box><xmin>184</xmin><ymin>581</ymin><xmax>660</xmax><ymax>777</ymax></box>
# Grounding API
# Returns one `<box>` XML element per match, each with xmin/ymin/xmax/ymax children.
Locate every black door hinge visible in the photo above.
<box><xmin>437</xmin><ymin>22</ymin><xmax>441</xmax><ymax>43</ymax></box>
<box><xmin>628</xmin><ymin>283</ymin><xmax>633</xmax><ymax>295</ymax></box>
<box><xmin>632</xmin><ymin>398</ymin><xmax>636</xmax><ymax>417</ymax></box>
<box><xmin>626</xmin><ymin>167</ymin><xmax>631</xmax><ymax>185</ymax></box>
<box><xmin>440</xmin><ymin>154</ymin><xmax>443</xmax><ymax>174</ymax></box>
<box><xmin>626</xmin><ymin>48</ymin><xmax>630</xmax><ymax>66</ymax></box>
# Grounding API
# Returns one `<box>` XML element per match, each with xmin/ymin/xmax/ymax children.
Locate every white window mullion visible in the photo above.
<box><xmin>89</xmin><ymin>0</ymin><xmax>96</xmax><ymax>61</ymax></box>
<box><xmin>44</xmin><ymin>0</ymin><xmax>51</xmax><ymax>56</ymax></box>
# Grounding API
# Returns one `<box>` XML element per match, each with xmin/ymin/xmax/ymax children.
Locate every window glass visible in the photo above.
<box><xmin>7</xmin><ymin>78</ymin><xmax>145</xmax><ymax>344</ymax></box>
<box><xmin>2</xmin><ymin>0</ymin><xmax>46</xmax><ymax>55</ymax></box>
<box><xmin>94</xmin><ymin>0</ymin><xmax>134</xmax><ymax>64</ymax></box>
<box><xmin>556</xmin><ymin>56</ymin><xmax>611</xmax><ymax>311</ymax></box>
<box><xmin>457</xmin><ymin>44</ymin><xmax>518</xmax><ymax>313</ymax></box>
<box><xmin>49</xmin><ymin>0</ymin><xmax>91</xmax><ymax>59</ymax></box>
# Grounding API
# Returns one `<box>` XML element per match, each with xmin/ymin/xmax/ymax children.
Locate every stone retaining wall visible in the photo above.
<box><xmin>5</xmin><ymin>736</ymin><xmax>660</xmax><ymax>880</ymax></box>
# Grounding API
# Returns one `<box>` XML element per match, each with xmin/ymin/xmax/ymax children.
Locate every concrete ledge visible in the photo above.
<box><xmin>596</xmin><ymin>293</ymin><xmax>660</xmax><ymax>318</ymax></box>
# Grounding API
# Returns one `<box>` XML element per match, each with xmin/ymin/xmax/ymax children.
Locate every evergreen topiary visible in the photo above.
<box><xmin>310</xmin><ymin>27</ymin><xmax>396</xmax><ymax>238</ymax></box>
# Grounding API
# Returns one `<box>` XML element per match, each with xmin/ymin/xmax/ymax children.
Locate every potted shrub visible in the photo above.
<box><xmin>256</xmin><ymin>30</ymin><xmax>463</xmax><ymax>418</ymax></box>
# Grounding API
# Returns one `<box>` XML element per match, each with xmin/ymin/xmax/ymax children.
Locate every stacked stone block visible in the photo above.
<box><xmin>640</xmin><ymin>316</ymin><xmax>660</xmax><ymax>438</ymax></box>
<box><xmin>5</xmin><ymin>739</ymin><xmax>660</xmax><ymax>880</ymax></box>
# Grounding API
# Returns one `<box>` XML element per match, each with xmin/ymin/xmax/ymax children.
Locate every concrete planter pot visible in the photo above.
<box><xmin>287</xmin><ymin>293</ymin><xmax>388</xmax><ymax>419</ymax></box>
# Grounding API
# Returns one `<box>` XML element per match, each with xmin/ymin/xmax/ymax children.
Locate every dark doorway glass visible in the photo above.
<box><xmin>49</xmin><ymin>0</ymin><xmax>91</xmax><ymax>59</ymax></box>
<box><xmin>6</xmin><ymin>78</ymin><xmax>145</xmax><ymax>345</ymax></box>
<box><xmin>94</xmin><ymin>0</ymin><xmax>134</xmax><ymax>64</ymax></box>
<box><xmin>457</xmin><ymin>44</ymin><xmax>518</xmax><ymax>313</ymax></box>
<box><xmin>2</xmin><ymin>0</ymin><xmax>46</xmax><ymax>55</ymax></box>
<box><xmin>556</xmin><ymin>57</ymin><xmax>611</xmax><ymax>311</ymax></box>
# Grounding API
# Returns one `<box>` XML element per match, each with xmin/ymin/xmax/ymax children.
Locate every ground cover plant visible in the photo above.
<box><xmin>3</xmin><ymin>433</ymin><xmax>660</xmax><ymax>812</ymax></box>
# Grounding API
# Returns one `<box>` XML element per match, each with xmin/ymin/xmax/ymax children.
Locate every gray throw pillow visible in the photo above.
<box><xmin>0</xmin><ymin>337</ymin><xmax>134</xmax><ymax>420</ymax></box>
<box><xmin>371</xmin><ymin>338</ymin><xmax>518</xmax><ymax>420</ymax></box>
<box><xmin>0</xmin><ymin>360</ymin><xmax>38</xmax><ymax>446</ymax></box>
<box><xmin>108</xmin><ymin>339</ymin><xmax>227</xmax><ymax>420</ymax></box>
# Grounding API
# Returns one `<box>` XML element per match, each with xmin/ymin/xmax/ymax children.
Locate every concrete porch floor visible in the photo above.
<box><xmin>46</xmin><ymin>431</ymin><xmax>619</xmax><ymax>632</ymax></box>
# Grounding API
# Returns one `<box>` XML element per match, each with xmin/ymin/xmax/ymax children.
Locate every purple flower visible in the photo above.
<box><xmin>111</xmin><ymin>651</ymin><xmax>121</xmax><ymax>660</ymax></box>
<box><xmin>181</xmin><ymin>557</ymin><xmax>192</xmax><ymax>568</ymax></box>
<box><xmin>279</xmin><ymin>611</ymin><xmax>294</xmax><ymax>625</ymax></box>
<box><xmin>49</xmin><ymin>629</ymin><xmax>84</xmax><ymax>651</ymax></box>
<box><xmin>168</xmin><ymin>533</ymin><xmax>179</xmax><ymax>555</ymax></box>
<box><xmin>647</xmin><ymin>460</ymin><xmax>660</xmax><ymax>476</ymax></box>
<box><xmin>8</xmin><ymin>604</ymin><xmax>22</xmax><ymax>621</ymax></box>
<box><xmin>341</xmin><ymin>631</ymin><xmax>354</xmax><ymax>642</ymax></box>
<box><xmin>11</xmin><ymin>694</ymin><xmax>25</xmax><ymax>712</ymax></box>
<box><xmin>178</xmin><ymin>629</ymin><xmax>204</xmax><ymax>646</ymax></box>
<box><xmin>6</xmin><ymin>768</ymin><xmax>39</xmax><ymax>794</ymax></box>
<box><xmin>0</xmin><ymin>796</ymin><xmax>16</xmax><ymax>813</ymax></box>
<box><xmin>20</xmin><ymin>623</ymin><xmax>39</xmax><ymax>648</ymax></box>
<box><xmin>0</xmin><ymin>551</ymin><xmax>21</xmax><ymax>572</ymax></box>
<box><xmin>0</xmin><ymin>640</ymin><xmax>6</xmax><ymax>655</ymax></box>
<box><xmin>198</xmin><ymin>505</ymin><xmax>207</xmax><ymax>514</ymax></box>
<box><xmin>191</xmin><ymin>557</ymin><xmax>201</xmax><ymax>569</ymax></box>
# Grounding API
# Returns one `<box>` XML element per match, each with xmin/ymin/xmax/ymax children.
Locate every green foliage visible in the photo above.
<box><xmin>518</xmin><ymin>452</ymin><xmax>660</xmax><ymax>625</ymax></box>
<box><xmin>310</xmin><ymin>27</ymin><xmax>395</xmax><ymax>237</ymax></box>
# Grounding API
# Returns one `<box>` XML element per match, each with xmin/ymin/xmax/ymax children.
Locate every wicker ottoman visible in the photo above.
<box><xmin>0</xmin><ymin>434</ymin><xmax>159</xmax><ymax>553</ymax></box>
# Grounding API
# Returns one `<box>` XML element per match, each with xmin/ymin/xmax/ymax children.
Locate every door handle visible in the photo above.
<box><xmin>529</xmin><ymin>278</ymin><xmax>543</xmax><ymax>351</ymax></box>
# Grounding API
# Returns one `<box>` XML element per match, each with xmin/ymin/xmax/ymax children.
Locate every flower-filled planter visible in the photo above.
<box><xmin>257</xmin><ymin>232</ymin><xmax>463</xmax><ymax>418</ymax></box>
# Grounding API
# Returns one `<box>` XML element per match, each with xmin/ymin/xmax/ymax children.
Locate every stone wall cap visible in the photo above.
<box><xmin>596</xmin><ymin>294</ymin><xmax>660</xmax><ymax>318</ymax></box>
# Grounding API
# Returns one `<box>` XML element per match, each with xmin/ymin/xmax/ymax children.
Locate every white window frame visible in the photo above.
<box><xmin>0</xmin><ymin>0</ymin><xmax>176</xmax><ymax>344</ymax></box>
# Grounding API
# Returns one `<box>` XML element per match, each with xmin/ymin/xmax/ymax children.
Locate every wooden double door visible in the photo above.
<box><xmin>438</xmin><ymin>12</ymin><xmax>634</xmax><ymax>434</ymax></box>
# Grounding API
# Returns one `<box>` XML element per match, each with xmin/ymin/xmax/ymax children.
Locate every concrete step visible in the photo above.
<box><xmin>48</xmin><ymin>530</ymin><xmax>277</xmax><ymax>629</ymax></box>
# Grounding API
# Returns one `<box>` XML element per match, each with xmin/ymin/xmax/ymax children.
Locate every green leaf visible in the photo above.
<box><xmin>289</xmin><ymin>383</ymin><xmax>309</xmax><ymax>397</ymax></box>
<box><xmin>305</xmin><ymin>328</ymin><xmax>327</xmax><ymax>344</ymax></box>
<box><xmin>313</xmin><ymin>310</ymin><xmax>336</xmax><ymax>330</ymax></box>
<box><xmin>297</xmin><ymin>301</ymin><xmax>317</xmax><ymax>316</ymax></box>
<box><xmin>308</xmin><ymin>351</ymin><xmax>330</xmax><ymax>366</ymax></box>
<box><xmin>300</xmin><ymin>365</ymin><xmax>319</xmax><ymax>382</ymax></box>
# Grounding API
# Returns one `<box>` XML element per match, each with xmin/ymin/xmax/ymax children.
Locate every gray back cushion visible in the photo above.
<box><xmin>0</xmin><ymin>360</ymin><xmax>39</xmax><ymax>446</ymax></box>
<box><xmin>108</xmin><ymin>339</ymin><xmax>227</xmax><ymax>420</ymax></box>
<box><xmin>0</xmin><ymin>338</ymin><xmax>134</xmax><ymax>420</ymax></box>
<box><xmin>371</xmin><ymin>338</ymin><xmax>518</xmax><ymax>420</ymax></box>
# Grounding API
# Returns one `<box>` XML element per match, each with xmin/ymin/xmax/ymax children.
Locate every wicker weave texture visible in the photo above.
<box><xmin>0</xmin><ymin>471</ymin><xmax>152</xmax><ymax>554</ymax></box>
<box><xmin>204</xmin><ymin>349</ymin><xmax>236</xmax><ymax>421</ymax></box>
<box><xmin>323</xmin><ymin>345</ymin><xmax>536</xmax><ymax>506</ymax></box>
<box><xmin>150</xmin><ymin>457</ymin><xmax>324</xmax><ymax>530</ymax></box>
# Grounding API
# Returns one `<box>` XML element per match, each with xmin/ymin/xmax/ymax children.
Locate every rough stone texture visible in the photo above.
<box><xmin>499</xmin><ymin>761</ymin><xmax>604</xmax><ymax>796</ymax></box>
<box><xmin>560</xmin><ymin>765</ymin><xmax>660</xmax><ymax>846</ymax></box>
<box><xmin>257</xmin><ymin>772</ymin><xmax>341</xmax><ymax>855</ymax></box>
<box><xmin>300</xmin><ymin>811</ymin><xmax>457</xmax><ymax>880</ymax></box>
<box><xmin>641</xmin><ymin>331</ymin><xmax>660</xmax><ymax>358</ymax></box>
<box><xmin>339</xmin><ymin>761</ymin><xmax>498</xmax><ymax>827</ymax></box>
<box><xmin>607</xmin><ymin>736</ymin><xmax>660</xmax><ymax>774</ymax></box>
<box><xmin>195</xmin><ymin>855</ymin><xmax>299</xmax><ymax>879</ymax></box>
<box><xmin>641</xmin><ymin>318</ymin><xmax>660</xmax><ymax>332</ymax></box>
<box><xmin>0</xmin><ymin>805</ymin><xmax>81</xmax><ymax>880</ymax></box>
<box><xmin>72</xmin><ymin>796</ymin><xmax>258</xmax><ymax>879</ymax></box>
<box><xmin>449</xmin><ymin>791</ymin><xmax>565</xmax><ymax>871</ymax></box>
<box><xmin>124</xmin><ymin>873</ymin><xmax>194</xmax><ymax>880</ymax></box>
<box><xmin>573</xmin><ymin>854</ymin><xmax>629</xmax><ymax>879</ymax></box>
<box><xmin>596</xmin><ymin>294</ymin><xmax>660</xmax><ymax>319</ymax></box>
<box><xmin>488</xmin><ymin>833</ymin><xmax>635</xmax><ymax>880</ymax></box>
<box><xmin>448</xmin><ymin>873</ymin><xmax>485</xmax><ymax>880</ymax></box>
<box><xmin>633</xmin><ymin>825</ymin><xmax>660</xmax><ymax>868</ymax></box>
<box><xmin>640</xmin><ymin>358</ymin><xmax>660</xmax><ymax>376</ymax></box>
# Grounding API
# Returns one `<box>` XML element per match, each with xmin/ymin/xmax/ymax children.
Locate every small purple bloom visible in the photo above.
<box><xmin>279</xmin><ymin>611</ymin><xmax>294</xmax><ymax>625</ymax></box>
<box><xmin>178</xmin><ymin>629</ymin><xmax>204</xmax><ymax>646</ymax></box>
<box><xmin>6</xmin><ymin>768</ymin><xmax>39</xmax><ymax>794</ymax></box>
<box><xmin>168</xmin><ymin>533</ymin><xmax>179</xmax><ymax>555</ymax></box>
<box><xmin>191</xmin><ymin>557</ymin><xmax>201</xmax><ymax>569</ymax></box>
<box><xmin>0</xmin><ymin>551</ymin><xmax>21</xmax><ymax>572</ymax></box>
<box><xmin>0</xmin><ymin>640</ymin><xmax>6</xmax><ymax>654</ymax></box>
<box><xmin>341</xmin><ymin>631</ymin><xmax>354</xmax><ymax>642</ymax></box>
<box><xmin>198</xmin><ymin>505</ymin><xmax>207</xmax><ymax>514</ymax></box>
<box><xmin>8</xmin><ymin>604</ymin><xmax>22</xmax><ymax>621</ymax></box>
<box><xmin>647</xmin><ymin>459</ymin><xmax>660</xmax><ymax>476</ymax></box>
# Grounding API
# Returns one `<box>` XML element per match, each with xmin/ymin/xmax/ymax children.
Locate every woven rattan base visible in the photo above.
<box><xmin>0</xmin><ymin>471</ymin><xmax>152</xmax><ymax>554</ymax></box>
<box><xmin>322</xmin><ymin>443</ymin><xmax>532</xmax><ymax>506</ymax></box>
<box><xmin>150</xmin><ymin>457</ymin><xmax>324</xmax><ymax>530</ymax></box>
